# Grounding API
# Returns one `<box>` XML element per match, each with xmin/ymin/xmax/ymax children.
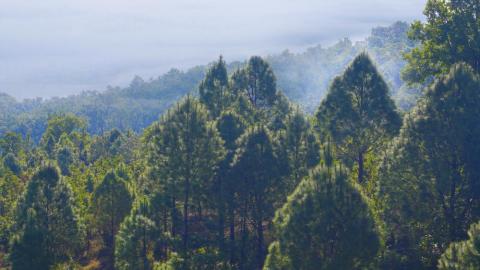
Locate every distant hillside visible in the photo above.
<box><xmin>268</xmin><ymin>21</ymin><xmax>418</xmax><ymax>111</ymax></box>
<box><xmin>0</xmin><ymin>21</ymin><xmax>418</xmax><ymax>142</ymax></box>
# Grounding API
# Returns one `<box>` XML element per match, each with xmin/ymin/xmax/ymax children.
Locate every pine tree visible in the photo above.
<box><xmin>216</xmin><ymin>111</ymin><xmax>247</xmax><ymax>152</ymax></box>
<box><xmin>231</xmin><ymin>56</ymin><xmax>277</xmax><ymax>108</ymax></box>
<box><xmin>10</xmin><ymin>165</ymin><xmax>84</xmax><ymax>270</ymax></box>
<box><xmin>199</xmin><ymin>56</ymin><xmax>230</xmax><ymax>117</ymax></box>
<box><xmin>145</xmin><ymin>96</ymin><xmax>225</xmax><ymax>258</ymax></box>
<box><xmin>380</xmin><ymin>63</ymin><xmax>480</xmax><ymax>268</ymax></box>
<box><xmin>230</xmin><ymin>94</ymin><xmax>257</xmax><ymax>126</ymax></box>
<box><xmin>115</xmin><ymin>200</ymin><xmax>157</xmax><ymax>270</ymax></box>
<box><xmin>266</xmin><ymin>92</ymin><xmax>293</xmax><ymax>132</ymax></box>
<box><xmin>231</xmin><ymin>125</ymin><xmax>280</xmax><ymax>269</ymax></box>
<box><xmin>264</xmin><ymin>162</ymin><xmax>380</xmax><ymax>270</ymax></box>
<box><xmin>316</xmin><ymin>53</ymin><xmax>401</xmax><ymax>183</ymax></box>
<box><xmin>215</xmin><ymin>111</ymin><xmax>247</xmax><ymax>264</ymax></box>
<box><xmin>280</xmin><ymin>110</ymin><xmax>320</xmax><ymax>194</ymax></box>
<box><xmin>92</xmin><ymin>169</ymin><xmax>133</xmax><ymax>269</ymax></box>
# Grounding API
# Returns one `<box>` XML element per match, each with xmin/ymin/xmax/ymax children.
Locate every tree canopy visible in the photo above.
<box><xmin>1</xmin><ymin>2</ymin><xmax>479</xmax><ymax>267</ymax></box>
<box><xmin>380</xmin><ymin>63</ymin><xmax>480</xmax><ymax>268</ymax></box>
<box><xmin>264</xmin><ymin>162</ymin><xmax>380</xmax><ymax>270</ymax></box>
<box><xmin>10</xmin><ymin>166</ymin><xmax>84</xmax><ymax>270</ymax></box>
<box><xmin>316</xmin><ymin>53</ymin><xmax>401</xmax><ymax>183</ymax></box>
<box><xmin>403</xmin><ymin>0</ymin><xmax>480</xmax><ymax>84</ymax></box>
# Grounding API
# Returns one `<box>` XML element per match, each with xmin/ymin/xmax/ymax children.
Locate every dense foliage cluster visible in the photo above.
<box><xmin>0</xmin><ymin>1</ymin><xmax>479</xmax><ymax>269</ymax></box>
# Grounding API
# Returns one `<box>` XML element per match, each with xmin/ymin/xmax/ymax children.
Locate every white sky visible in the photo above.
<box><xmin>0</xmin><ymin>0</ymin><xmax>427</xmax><ymax>99</ymax></box>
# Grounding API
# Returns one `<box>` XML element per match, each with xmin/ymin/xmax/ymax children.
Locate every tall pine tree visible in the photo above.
<box><xmin>231</xmin><ymin>56</ymin><xmax>277</xmax><ymax>109</ymax></box>
<box><xmin>264</xmin><ymin>161</ymin><xmax>380</xmax><ymax>270</ymax></box>
<box><xmin>10</xmin><ymin>165</ymin><xmax>84</xmax><ymax>270</ymax></box>
<box><xmin>279</xmin><ymin>110</ymin><xmax>320</xmax><ymax>194</ymax></box>
<box><xmin>92</xmin><ymin>169</ymin><xmax>133</xmax><ymax>269</ymax></box>
<box><xmin>199</xmin><ymin>56</ymin><xmax>230</xmax><ymax>117</ymax></box>
<box><xmin>145</xmin><ymin>96</ymin><xmax>225</xmax><ymax>260</ymax></box>
<box><xmin>215</xmin><ymin>110</ymin><xmax>247</xmax><ymax>264</ymax></box>
<box><xmin>231</xmin><ymin>126</ymin><xmax>280</xmax><ymax>269</ymax></box>
<box><xmin>380</xmin><ymin>63</ymin><xmax>480</xmax><ymax>269</ymax></box>
<box><xmin>115</xmin><ymin>199</ymin><xmax>157</xmax><ymax>270</ymax></box>
<box><xmin>316</xmin><ymin>53</ymin><xmax>401</xmax><ymax>183</ymax></box>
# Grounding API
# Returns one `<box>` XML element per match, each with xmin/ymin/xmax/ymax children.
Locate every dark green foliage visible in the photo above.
<box><xmin>44</xmin><ymin>135</ymin><xmax>56</xmax><ymax>159</ymax></box>
<box><xmin>0</xmin><ymin>169</ymin><xmax>23</xmax><ymax>250</ymax></box>
<box><xmin>92</xmin><ymin>169</ymin><xmax>133</xmax><ymax>269</ymax></box>
<box><xmin>229</xmin><ymin>94</ymin><xmax>257</xmax><ymax>125</ymax></box>
<box><xmin>38</xmin><ymin>115</ymin><xmax>88</xmax><ymax>165</ymax></box>
<box><xmin>231</xmin><ymin>126</ymin><xmax>280</xmax><ymax>269</ymax></box>
<box><xmin>3</xmin><ymin>153</ymin><xmax>21</xmax><ymax>176</ymax></box>
<box><xmin>10</xmin><ymin>166</ymin><xmax>84</xmax><ymax>270</ymax></box>
<box><xmin>199</xmin><ymin>56</ymin><xmax>230</xmax><ymax>117</ymax></box>
<box><xmin>115</xmin><ymin>200</ymin><xmax>157</xmax><ymax>270</ymax></box>
<box><xmin>279</xmin><ymin>110</ymin><xmax>320</xmax><ymax>193</ymax></box>
<box><xmin>90</xmin><ymin>129</ymin><xmax>139</xmax><ymax>163</ymax></box>
<box><xmin>0</xmin><ymin>10</ymin><xmax>473</xmax><ymax>268</ymax></box>
<box><xmin>316</xmin><ymin>53</ymin><xmax>401</xmax><ymax>183</ymax></box>
<box><xmin>266</xmin><ymin>92</ymin><xmax>294</xmax><ymax>132</ymax></box>
<box><xmin>231</xmin><ymin>56</ymin><xmax>277</xmax><ymax>108</ymax></box>
<box><xmin>0</xmin><ymin>132</ymin><xmax>23</xmax><ymax>157</ymax></box>
<box><xmin>56</xmin><ymin>146</ymin><xmax>74</xmax><ymax>176</ymax></box>
<box><xmin>145</xmin><ymin>96</ymin><xmax>225</xmax><ymax>259</ymax></box>
<box><xmin>1</xmin><ymin>67</ymin><xmax>206</xmax><ymax>142</ymax></box>
<box><xmin>264</xmin><ymin>163</ymin><xmax>380</xmax><ymax>270</ymax></box>
<box><xmin>41</xmin><ymin>114</ymin><xmax>86</xmax><ymax>144</ymax></box>
<box><xmin>215</xmin><ymin>111</ymin><xmax>247</xmax><ymax>258</ymax></box>
<box><xmin>403</xmin><ymin>0</ymin><xmax>480</xmax><ymax>84</ymax></box>
<box><xmin>216</xmin><ymin>111</ymin><xmax>247</xmax><ymax>151</ymax></box>
<box><xmin>86</xmin><ymin>174</ymin><xmax>95</xmax><ymax>193</ymax></box>
<box><xmin>380</xmin><ymin>63</ymin><xmax>480</xmax><ymax>268</ymax></box>
<box><xmin>115</xmin><ymin>214</ymin><xmax>156</xmax><ymax>270</ymax></box>
<box><xmin>438</xmin><ymin>221</ymin><xmax>480</xmax><ymax>270</ymax></box>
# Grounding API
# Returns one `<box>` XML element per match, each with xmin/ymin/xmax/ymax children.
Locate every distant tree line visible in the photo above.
<box><xmin>0</xmin><ymin>21</ymin><xmax>416</xmax><ymax>143</ymax></box>
<box><xmin>0</xmin><ymin>1</ymin><xmax>479</xmax><ymax>269</ymax></box>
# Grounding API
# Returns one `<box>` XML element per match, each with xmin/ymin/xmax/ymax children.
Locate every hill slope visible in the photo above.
<box><xmin>0</xmin><ymin>22</ymin><xmax>417</xmax><ymax>141</ymax></box>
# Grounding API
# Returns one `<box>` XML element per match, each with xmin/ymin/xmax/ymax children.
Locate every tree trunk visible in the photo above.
<box><xmin>183</xmin><ymin>178</ymin><xmax>190</xmax><ymax>253</ymax></box>
<box><xmin>218</xmin><ymin>201</ymin><xmax>225</xmax><ymax>253</ymax></box>
<box><xmin>171</xmin><ymin>196</ymin><xmax>176</xmax><ymax>237</ymax></box>
<box><xmin>142</xmin><ymin>224</ymin><xmax>148</xmax><ymax>270</ymax></box>
<box><xmin>256</xmin><ymin>196</ymin><xmax>265</xmax><ymax>270</ymax></box>
<box><xmin>239</xmin><ymin>201</ymin><xmax>248</xmax><ymax>270</ymax></box>
<box><xmin>229</xmin><ymin>204</ymin><xmax>236</xmax><ymax>265</ymax></box>
<box><xmin>358</xmin><ymin>151</ymin><xmax>364</xmax><ymax>183</ymax></box>
<box><xmin>256</xmin><ymin>218</ymin><xmax>264</xmax><ymax>269</ymax></box>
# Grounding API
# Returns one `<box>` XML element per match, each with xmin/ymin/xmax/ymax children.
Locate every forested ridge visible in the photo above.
<box><xmin>1</xmin><ymin>21</ymin><xmax>416</xmax><ymax>143</ymax></box>
<box><xmin>1</xmin><ymin>1</ymin><xmax>480</xmax><ymax>269</ymax></box>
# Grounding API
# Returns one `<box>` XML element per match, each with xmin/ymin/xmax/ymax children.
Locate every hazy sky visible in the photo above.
<box><xmin>1</xmin><ymin>0</ymin><xmax>426</xmax><ymax>100</ymax></box>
